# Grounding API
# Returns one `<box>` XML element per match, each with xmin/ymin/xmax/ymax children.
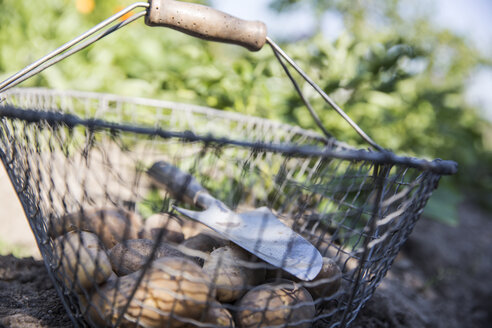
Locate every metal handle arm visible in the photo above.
<box><xmin>267</xmin><ymin>37</ymin><xmax>384</xmax><ymax>151</ymax></box>
<box><xmin>0</xmin><ymin>2</ymin><xmax>150</xmax><ymax>94</ymax></box>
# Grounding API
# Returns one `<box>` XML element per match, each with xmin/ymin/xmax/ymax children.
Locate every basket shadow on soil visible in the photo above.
<box><xmin>0</xmin><ymin>202</ymin><xmax>490</xmax><ymax>328</ymax></box>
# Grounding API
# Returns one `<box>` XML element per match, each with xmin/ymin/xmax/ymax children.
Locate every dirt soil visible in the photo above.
<box><xmin>352</xmin><ymin>202</ymin><xmax>492</xmax><ymax>328</ymax></box>
<box><xmin>0</xmin><ymin>202</ymin><xmax>490</xmax><ymax>328</ymax></box>
<box><xmin>0</xmin><ymin>256</ymin><xmax>71</xmax><ymax>328</ymax></box>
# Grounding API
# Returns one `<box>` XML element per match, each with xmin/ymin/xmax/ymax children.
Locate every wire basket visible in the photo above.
<box><xmin>0</xmin><ymin>87</ymin><xmax>456</xmax><ymax>327</ymax></box>
<box><xmin>0</xmin><ymin>2</ymin><xmax>457</xmax><ymax>326</ymax></box>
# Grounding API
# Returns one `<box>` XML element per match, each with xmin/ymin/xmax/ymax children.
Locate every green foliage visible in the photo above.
<box><xmin>136</xmin><ymin>187</ymin><xmax>171</xmax><ymax>219</ymax></box>
<box><xmin>423</xmin><ymin>182</ymin><xmax>463</xmax><ymax>226</ymax></box>
<box><xmin>269</xmin><ymin>0</ymin><xmax>492</xmax><ymax>218</ymax></box>
<box><xmin>0</xmin><ymin>238</ymin><xmax>33</xmax><ymax>258</ymax></box>
<box><xmin>1</xmin><ymin>0</ymin><xmax>491</xmax><ymax>222</ymax></box>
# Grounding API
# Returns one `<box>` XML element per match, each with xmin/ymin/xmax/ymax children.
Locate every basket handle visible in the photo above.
<box><xmin>145</xmin><ymin>0</ymin><xmax>267</xmax><ymax>51</ymax></box>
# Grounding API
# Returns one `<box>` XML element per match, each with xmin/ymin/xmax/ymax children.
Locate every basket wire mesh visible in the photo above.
<box><xmin>0</xmin><ymin>88</ymin><xmax>455</xmax><ymax>327</ymax></box>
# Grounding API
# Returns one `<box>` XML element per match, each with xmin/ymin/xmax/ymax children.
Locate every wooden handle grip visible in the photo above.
<box><xmin>145</xmin><ymin>0</ymin><xmax>267</xmax><ymax>51</ymax></box>
<box><xmin>147</xmin><ymin>161</ymin><xmax>216</xmax><ymax>209</ymax></box>
<box><xmin>147</xmin><ymin>161</ymin><xmax>205</xmax><ymax>206</ymax></box>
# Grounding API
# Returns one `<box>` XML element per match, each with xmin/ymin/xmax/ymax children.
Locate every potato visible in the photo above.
<box><xmin>182</xmin><ymin>300</ymin><xmax>235</xmax><ymax>328</ymax></box>
<box><xmin>203</xmin><ymin>300</ymin><xmax>235</xmax><ymax>328</ymax></box>
<box><xmin>53</xmin><ymin>231</ymin><xmax>112</xmax><ymax>292</ymax></box>
<box><xmin>85</xmin><ymin>257</ymin><xmax>216</xmax><ymax>328</ymax></box>
<box><xmin>266</xmin><ymin>257</ymin><xmax>341</xmax><ymax>300</ymax></box>
<box><xmin>49</xmin><ymin>207</ymin><xmax>143</xmax><ymax>249</ymax></box>
<box><xmin>109</xmin><ymin>239</ymin><xmax>184</xmax><ymax>276</ymax></box>
<box><xmin>142</xmin><ymin>213</ymin><xmax>184</xmax><ymax>243</ymax></box>
<box><xmin>203</xmin><ymin>245</ymin><xmax>266</xmax><ymax>303</ymax></box>
<box><xmin>180</xmin><ymin>233</ymin><xmax>227</xmax><ymax>266</ymax></box>
<box><xmin>76</xmin><ymin>271</ymin><xmax>119</xmax><ymax>326</ymax></box>
<box><xmin>236</xmin><ymin>280</ymin><xmax>315</xmax><ymax>328</ymax></box>
<box><xmin>181</xmin><ymin>220</ymin><xmax>219</xmax><ymax>239</ymax></box>
<box><xmin>181</xmin><ymin>233</ymin><xmax>226</xmax><ymax>252</ymax></box>
<box><xmin>305</xmin><ymin>231</ymin><xmax>359</xmax><ymax>273</ymax></box>
<box><xmin>106</xmin><ymin>270</ymin><xmax>119</xmax><ymax>283</ymax></box>
<box><xmin>306</xmin><ymin>257</ymin><xmax>341</xmax><ymax>300</ymax></box>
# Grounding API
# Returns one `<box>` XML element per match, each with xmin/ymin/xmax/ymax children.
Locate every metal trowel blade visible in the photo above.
<box><xmin>174</xmin><ymin>204</ymin><xmax>322</xmax><ymax>281</ymax></box>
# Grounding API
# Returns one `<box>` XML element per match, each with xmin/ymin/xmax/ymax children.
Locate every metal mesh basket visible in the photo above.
<box><xmin>0</xmin><ymin>87</ymin><xmax>456</xmax><ymax>327</ymax></box>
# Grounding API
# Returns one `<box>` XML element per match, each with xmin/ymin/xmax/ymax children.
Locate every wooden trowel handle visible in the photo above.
<box><xmin>147</xmin><ymin>161</ymin><xmax>215</xmax><ymax>209</ymax></box>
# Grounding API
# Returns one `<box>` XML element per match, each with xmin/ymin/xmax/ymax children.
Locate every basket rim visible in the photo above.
<box><xmin>2</xmin><ymin>87</ymin><xmax>334</xmax><ymax>143</ymax></box>
<box><xmin>0</xmin><ymin>100</ymin><xmax>458</xmax><ymax>176</ymax></box>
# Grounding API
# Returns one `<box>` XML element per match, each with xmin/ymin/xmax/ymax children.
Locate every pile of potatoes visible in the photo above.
<box><xmin>49</xmin><ymin>208</ymin><xmax>342</xmax><ymax>327</ymax></box>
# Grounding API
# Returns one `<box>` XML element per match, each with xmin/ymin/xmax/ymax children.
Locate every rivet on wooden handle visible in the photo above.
<box><xmin>145</xmin><ymin>0</ymin><xmax>268</xmax><ymax>51</ymax></box>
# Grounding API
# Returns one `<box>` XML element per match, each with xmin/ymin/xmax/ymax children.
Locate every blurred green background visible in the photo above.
<box><xmin>0</xmin><ymin>0</ymin><xmax>491</xmax><ymax>225</ymax></box>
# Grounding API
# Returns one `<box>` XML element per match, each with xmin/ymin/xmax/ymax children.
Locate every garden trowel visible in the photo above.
<box><xmin>147</xmin><ymin>161</ymin><xmax>322</xmax><ymax>281</ymax></box>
